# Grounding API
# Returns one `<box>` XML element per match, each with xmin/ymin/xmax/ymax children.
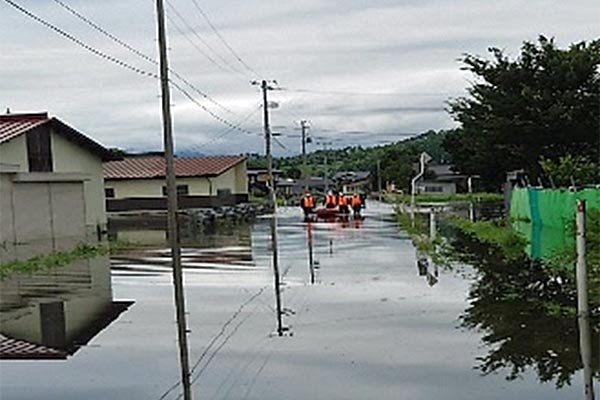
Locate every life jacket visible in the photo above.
<box><xmin>338</xmin><ymin>195</ymin><xmax>348</xmax><ymax>206</ymax></box>
<box><xmin>351</xmin><ymin>194</ymin><xmax>362</xmax><ymax>207</ymax></box>
<box><xmin>303</xmin><ymin>195</ymin><xmax>314</xmax><ymax>208</ymax></box>
<box><xmin>325</xmin><ymin>194</ymin><xmax>337</xmax><ymax>206</ymax></box>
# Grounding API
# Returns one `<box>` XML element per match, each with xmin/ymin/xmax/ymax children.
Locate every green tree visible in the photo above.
<box><xmin>539</xmin><ymin>154</ymin><xmax>599</xmax><ymax>187</ymax></box>
<box><xmin>444</xmin><ymin>36</ymin><xmax>600</xmax><ymax>190</ymax></box>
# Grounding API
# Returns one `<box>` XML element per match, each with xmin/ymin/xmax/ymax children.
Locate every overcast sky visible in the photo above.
<box><xmin>1</xmin><ymin>0</ymin><xmax>598</xmax><ymax>156</ymax></box>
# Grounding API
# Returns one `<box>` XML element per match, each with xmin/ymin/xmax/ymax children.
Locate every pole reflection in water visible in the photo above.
<box><xmin>306</xmin><ymin>222</ymin><xmax>315</xmax><ymax>284</ymax></box>
<box><xmin>578</xmin><ymin>312</ymin><xmax>596</xmax><ymax>400</ymax></box>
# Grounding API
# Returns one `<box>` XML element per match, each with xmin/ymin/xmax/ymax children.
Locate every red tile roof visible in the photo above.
<box><xmin>0</xmin><ymin>112</ymin><xmax>117</xmax><ymax>161</ymax></box>
<box><xmin>0</xmin><ymin>112</ymin><xmax>50</xmax><ymax>143</ymax></box>
<box><xmin>103</xmin><ymin>155</ymin><xmax>246</xmax><ymax>180</ymax></box>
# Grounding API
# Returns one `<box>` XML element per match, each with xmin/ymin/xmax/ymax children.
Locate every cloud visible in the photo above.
<box><xmin>1</xmin><ymin>0</ymin><xmax>598</xmax><ymax>156</ymax></box>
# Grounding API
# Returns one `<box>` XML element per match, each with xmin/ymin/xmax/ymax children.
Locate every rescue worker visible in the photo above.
<box><xmin>351</xmin><ymin>192</ymin><xmax>363</xmax><ymax>218</ymax></box>
<box><xmin>300</xmin><ymin>192</ymin><xmax>315</xmax><ymax>218</ymax></box>
<box><xmin>324</xmin><ymin>190</ymin><xmax>337</xmax><ymax>209</ymax></box>
<box><xmin>338</xmin><ymin>192</ymin><xmax>349</xmax><ymax>215</ymax></box>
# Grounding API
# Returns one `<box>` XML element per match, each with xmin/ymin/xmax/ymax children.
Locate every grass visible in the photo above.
<box><xmin>0</xmin><ymin>239</ymin><xmax>134</xmax><ymax>280</ymax></box>
<box><xmin>393</xmin><ymin>192</ymin><xmax>503</xmax><ymax>204</ymax></box>
<box><xmin>446</xmin><ymin>217</ymin><xmax>528</xmax><ymax>262</ymax></box>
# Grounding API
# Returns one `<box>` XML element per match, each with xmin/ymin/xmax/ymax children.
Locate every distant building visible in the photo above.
<box><xmin>416</xmin><ymin>164</ymin><xmax>467</xmax><ymax>195</ymax></box>
<box><xmin>247</xmin><ymin>169</ymin><xmax>283</xmax><ymax>195</ymax></box>
<box><xmin>103</xmin><ymin>154</ymin><xmax>248</xmax><ymax>211</ymax></box>
<box><xmin>292</xmin><ymin>177</ymin><xmax>334</xmax><ymax>195</ymax></box>
<box><xmin>333</xmin><ymin>171</ymin><xmax>371</xmax><ymax>193</ymax></box>
<box><xmin>275</xmin><ymin>178</ymin><xmax>296</xmax><ymax>197</ymax></box>
<box><xmin>0</xmin><ymin>112</ymin><xmax>115</xmax><ymax>261</ymax></box>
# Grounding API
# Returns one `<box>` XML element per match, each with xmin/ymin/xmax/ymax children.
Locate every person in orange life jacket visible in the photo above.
<box><xmin>351</xmin><ymin>192</ymin><xmax>362</xmax><ymax>218</ymax></box>
<box><xmin>300</xmin><ymin>192</ymin><xmax>315</xmax><ymax>217</ymax></box>
<box><xmin>338</xmin><ymin>193</ymin><xmax>349</xmax><ymax>215</ymax></box>
<box><xmin>324</xmin><ymin>190</ymin><xmax>337</xmax><ymax>209</ymax></box>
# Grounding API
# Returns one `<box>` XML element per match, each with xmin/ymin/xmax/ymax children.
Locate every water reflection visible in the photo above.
<box><xmin>0</xmin><ymin>255</ymin><xmax>132</xmax><ymax>360</ymax></box>
<box><xmin>448</xmin><ymin>230</ymin><xmax>599</xmax><ymax>388</ymax></box>
<box><xmin>108</xmin><ymin>223</ymin><xmax>255</xmax><ymax>274</ymax></box>
<box><xmin>305</xmin><ymin>223</ymin><xmax>315</xmax><ymax>284</ymax></box>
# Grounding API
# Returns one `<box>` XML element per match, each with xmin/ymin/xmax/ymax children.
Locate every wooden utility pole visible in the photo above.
<box><xmin>576</xmin><ymin>200</ymin><xmax>595</xmax><ymax>400</ymax></box>
<box><xmin>377</xmin><ymin>159</ymin><xmax>382</xmax><ymax>202</ymax></box>
<box><xmin>155</xmin><ymin>0</ymin><xmax>192</xmax><ymax>398</ymax></box>
<box><xmin>257</xmin><ymin>79</ymin><xmax>284</xmax><ymax>336</ymax></box>
<box><xmin>301</xmin><ymin>120</ymin><xmax>309</xmax><ymax>191</ymax></box>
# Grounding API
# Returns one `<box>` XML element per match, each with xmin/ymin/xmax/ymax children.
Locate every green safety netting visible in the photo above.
<box><xmin>510</xmin><ymin>187</ymin><xmax>599</xmax><ymax>259</ymax></box>
<box><xmin>510</xmin><ymin>187</ymin><xmax>600</xmax><ymax>229</ymax></box>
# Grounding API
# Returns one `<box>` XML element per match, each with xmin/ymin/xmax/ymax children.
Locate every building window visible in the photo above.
<box><xmin>105</xmin><ymin>188</ymin><xmax>115</xmax><ymax>198</ymax></box>
<box><xmin>26</xmin><ymin>127</ymin><xmax>53</xmax><ymax>172</ymax></box>
<box><xmin>424</xmin><ymin>186</ymin><xmax>444</xmax><ymax>193</ymax></box>
<box><xmin>162</xmin><ymin>185</ymin><xmax>189</xmax><ymax>196</ymax></box>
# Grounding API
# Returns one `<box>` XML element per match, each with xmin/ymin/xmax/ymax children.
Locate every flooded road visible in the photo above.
<box><xmin>1</xmin><ymin>203</ymin><xmax>597</xmax><ymax>399</ymax></box>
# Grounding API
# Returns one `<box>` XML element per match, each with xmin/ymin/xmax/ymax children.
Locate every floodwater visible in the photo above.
<box><xmin>0</xmin><ymin>203</ymin><xmax>597</xmax><ymax>399</ymax></box>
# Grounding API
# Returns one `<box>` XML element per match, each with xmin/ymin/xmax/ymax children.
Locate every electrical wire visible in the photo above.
<box><xmin>179</xmin><ymin>103</ymin><xmax>261</xmax><ymax>156</ymax></box>
<box><xmin>50</xmin><ymin>0</ymin><xmax>236</xmax><ymax>116</ymax></box>
<box><xmin>165</xmin><ymin>0</ymin><xmax>250</xmax><ymax>80</ymax></box>
<box><xmin>282</xmin><ymin>87</ymin><xmax>458</xmax><ymax>97</ymax></box>
<box><xmin>187</xmin><ymin>0</ymin><xmax>261</xmax><ymax>78</ymax></box>
<box><xmin>3</xmin><ymin>0</ymin><xmax>254</xmax><ymax>138</ymax></box>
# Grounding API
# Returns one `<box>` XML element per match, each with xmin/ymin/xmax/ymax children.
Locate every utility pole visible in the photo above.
<box><xmin>377</xmin><ymin>159</ymin><xmax>382</xmax><ymax>202</ymax></box>
<box><xmin>576</xmin><ymin>200</ymin><xmax>595</xmax><ymax>400</ymax></box>
<box><xmin>155</xmin><ymin>0</ymin><xmax>192</xmax><ymax>399</ymax></box>
<box><xmin>319</xmin><ymin>141</ymin><xmax>333</xmax><ymax>193</ymax></box>
<box><xmin>255</xmin><ymin>79</ymin><xmax>284</xmax><ymax>336</ymax></box>
<box><xmin>301</xmin><ymin>120</ymin><xmax>309</xmax><ymax>191</ymax></box>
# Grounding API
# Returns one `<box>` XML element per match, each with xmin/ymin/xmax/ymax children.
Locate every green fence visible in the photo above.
<box><xmin>510</xmin><ymin>187</ymin><xmax>600</xmax><ymax>259</ymax></box>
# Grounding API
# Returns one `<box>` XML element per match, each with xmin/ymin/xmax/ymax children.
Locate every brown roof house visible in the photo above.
<box><xmin>0</xmin><ymin>112</ymin><xmax>116</xmax><ymax>261</ymax></box>
<box><xmin>103</xmin><ymin>154</ymin><xmax>248</xmax><ymax>211</ymax></box>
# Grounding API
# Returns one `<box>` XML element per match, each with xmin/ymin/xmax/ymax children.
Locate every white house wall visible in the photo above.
<box><xmin>51</xmin><ymin>130</ymin><xmax>106</xmax><ymax>227</ymax></box>
<box><xmin>105</xmin><ymin>162</ymin><xmax>248</xmax><ymax>199</ymax></box>
<box><xmin>0</xmin><ymin>135</ymin><xmax>28</xmax><ymax>171</ymax></box>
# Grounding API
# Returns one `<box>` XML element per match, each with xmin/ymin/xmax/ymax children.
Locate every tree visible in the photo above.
<box><xmin>444</xmin><ymin>36</ymin><xmax>600</xmax><ymax>190</ymax></box>
<box><xmin>539</xmin><ymin>154</ymin><xmax>599</xmax><ymax>187</ymax></box>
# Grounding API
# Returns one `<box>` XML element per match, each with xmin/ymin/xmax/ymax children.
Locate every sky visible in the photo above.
<box><xmin>1</xmin><ymin>0</ymin><xmax>598</xmax><ymax>157</ymax></box>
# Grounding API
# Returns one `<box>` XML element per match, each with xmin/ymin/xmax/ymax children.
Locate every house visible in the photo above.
<box><xmin>275</xmin><ymin>178</ymin><xmax>296</xmax><ymax>197</ymax></box>
<box><xmin>247</xmin><ymin>168</ymin><xmax>283</xmax><ymax>195</ymax></box>
<box><xmin>291</xmin><ymin>177</ymin><xmax>334</xmax><ymax>195</ymax></box>
<box><xmin>416</xmin><ymin>164</ymin><xmax>467</xmax><ymax>195</ymax></box>
<box><xmin>0</xmin><ymin>112</ymin><xmax>116</xmax><ymax>261</ymax></box>
<box><xmin>103</xmin><ymin>154</ymin><xmax>248</xmax><ymax>212</ymax></box>
<box><xmin>333</xmin><ymin>171</ymin><xmax>371</xmax><ymax>193</ymax></box>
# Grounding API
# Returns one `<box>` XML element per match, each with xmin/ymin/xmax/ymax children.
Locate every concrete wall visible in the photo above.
<box><xmin>0</xmin><ymin>129</ymin><xmax>106</xmax><ymax>230</ymax></box>
<box><xmin>51</xmin><ymin>130</ymin><xmax>106</xmax><ymax>226</ymax></box>
<box><xmin>0</xmin><ymin>173</ymin><xmax>87</xmax><ymax>262</ymax></box>
<box><xmin>0</xmin><ymin>135</ymin><xmax>28</xmax><ymax>171</ymax></box>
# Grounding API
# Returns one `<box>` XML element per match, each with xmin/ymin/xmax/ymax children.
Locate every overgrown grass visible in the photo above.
<box><xmin>394</xmin><ymin>192</ymin><xmax>503</xmax><ymax>204</ymax></box>
<box><xmin>446</xmin><ymin>217</ymin><xmax>528</xmax><ymax>262</ymax></box>
<box><xmin>0</xmin><ymin>239</ymin><xmax>134</xmax><ymax>280</ymax></box>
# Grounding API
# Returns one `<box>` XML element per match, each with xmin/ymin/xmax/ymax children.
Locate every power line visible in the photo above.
<box><xmin>3</xmin><ymin>0</ymin><xmax>158</xmax><ymax>79</ymax></box>
<box><xmin>50</xmin><ymin>0</ymin><xmax>236</xmax><ymax>116</ymax></box>
<box><xmin>3</xmin><ymin>0</ymin><xmax>254</xmax><ymax>137</ymax></box>
<box><xmin>187</xmin><ymin>0</ymin><xmax>261</xmax><ymax>78</ymax></box>
<box><xmin>165</xmin><ymin>12</ymin><xmax>230</xmax><ymax>72</ymax></box>
<box><xmin>165</xmin><ymin>0</ymin><xmax>250</xmax><ymax>80</ymax></box>
<box><xmin>282</xmin><ymin>87</ymin><xmax>457</xmax><ymax>97</ymax></box>
<box><xmin>182</xmin><ymin>103</ymin><xmax>262</xmax><ymax>154</ymax></box>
